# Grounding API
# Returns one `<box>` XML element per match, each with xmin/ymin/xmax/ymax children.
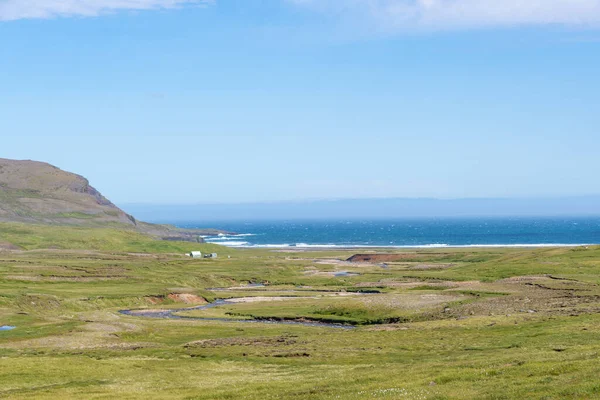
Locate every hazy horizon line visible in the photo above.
<box><xmin>120</xmin><ymin>196</ymin><xmax>600</xmax><ymax>222</ymax></box>
<box><xmin>119</xmin><ymin>194</ymin><xmax>600</xmax><ymax>207</ymax></box>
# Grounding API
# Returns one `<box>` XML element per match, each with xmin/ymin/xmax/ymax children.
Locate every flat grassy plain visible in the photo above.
<box><xmin>2</xmin><ymin>223</ymin><xmax>600</xmax><ymax>399</ymax></box>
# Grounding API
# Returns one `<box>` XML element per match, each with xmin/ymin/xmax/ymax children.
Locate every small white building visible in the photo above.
<box><xmin>190</xmin><ymin>251</ymin><xmax>202</xmax><ymax>258</ymax></box>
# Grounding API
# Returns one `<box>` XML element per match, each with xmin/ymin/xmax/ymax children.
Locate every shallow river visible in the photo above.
<box><xmin>120</xmin><ymin>298</ymin><xmax>354</xmax><ymax>329</ymax></box>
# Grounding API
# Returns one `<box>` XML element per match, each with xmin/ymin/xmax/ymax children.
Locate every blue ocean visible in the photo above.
<box><xmin>176</xmin><ymin>217</ymin><xmax>600</xmax><ymax>248</ymax></box>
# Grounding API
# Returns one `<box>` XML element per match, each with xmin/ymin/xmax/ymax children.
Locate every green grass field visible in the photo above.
<box><xmin>2</xmin><ymin>223</ymin><xmax>600</xmax><ymax>399</ymax></box>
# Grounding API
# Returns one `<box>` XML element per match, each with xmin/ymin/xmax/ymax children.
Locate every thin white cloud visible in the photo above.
<box><xmin>288</xmin><ymin>0</ymin><xmax>600</xmax><ymax>30</ymax></box>
<box><xmin>0</xmin><ymin>0</ymin><xmax>213</xmax><ymax>21</ymax></box>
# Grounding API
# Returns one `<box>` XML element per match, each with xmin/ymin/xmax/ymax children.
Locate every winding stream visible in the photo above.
<box><xmin>120</xmin><ymin>299</ymin><xmax>354</xmax><ymax>329</ymax></box>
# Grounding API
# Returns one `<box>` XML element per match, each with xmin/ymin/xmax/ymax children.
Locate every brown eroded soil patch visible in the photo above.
<box><xmin>145</xmin><ymin>296</ymin><xmax>165</xmax><ymax>305</ymax></box>
<box><xmin>167</xmin><ymin>293</ymin><xmax>207</xmax><ymax>305</ymax></box>
<box><xmin>145</xmin><ymin>293</ymin><xmax>207</xmax><ymax>305</ymax></box>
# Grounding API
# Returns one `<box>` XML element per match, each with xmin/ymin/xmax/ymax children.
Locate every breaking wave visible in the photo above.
<box><xmin>210</xmin><ymin>242</ymin><xmax>593</xmax><ymax>249</ymax></box>
<box><xmin>184</xmin><ymin>218</ymin><xmax>600</xmax><ymax>249</ymax></box>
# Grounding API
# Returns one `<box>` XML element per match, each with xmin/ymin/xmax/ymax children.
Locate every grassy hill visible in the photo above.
<box><xmin>0</xmin><ymin>158</ymin><xmax>136</xmax><ymax>226</ymax></box>
<box><xmin>0</xmin><ymin>158</ymin><xmax>225</xmax><ymax>243</ymax></box>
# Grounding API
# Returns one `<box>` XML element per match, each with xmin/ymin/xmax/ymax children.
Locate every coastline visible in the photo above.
<box><xmin>188</xmin><ymin>217</ymin><xmax>600</xmax><ymax>250</ymax></box>
<box><xmin>215</xmin><ymin>243</ymin><xmax>596</xmax><ymax>249</ymax></box>
<box><xmin>201</xmin><ymin>241</ymin><xmax>596</xmax><ymax>249</ymax></box>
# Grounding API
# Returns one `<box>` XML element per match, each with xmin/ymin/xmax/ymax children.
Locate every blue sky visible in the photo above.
<box><xmin>1</xmin><ymin>0</ymin><xmax>600</xmax><ymax>204</ymax></box>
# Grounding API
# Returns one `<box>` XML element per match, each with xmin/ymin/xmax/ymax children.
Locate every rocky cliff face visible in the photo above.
<box><xmin>0</xmin><ymin>158</ymin><xmax>220</xmax><ymax>241</ymax></box>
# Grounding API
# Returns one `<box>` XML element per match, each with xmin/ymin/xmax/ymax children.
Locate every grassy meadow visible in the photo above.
<box><xmin>2</xmin><ymin>223</ymin><xmax>600</xmax><ymax>399</ymax></box>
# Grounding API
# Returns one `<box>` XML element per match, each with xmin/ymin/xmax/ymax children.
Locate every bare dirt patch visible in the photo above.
<box><xmin>167</xmin><ymin>293</ymin><xmax>207</xmax><ymax>305</ymax></box>
<box><xmin>145</xmin><ymin>294</ymin><xmax>207</xmax><ymax>305</ymax></box>
<box><xmin>145</xmin><ymin>296</ymin><xmax>165</xmax><ymax>305</ymax></box>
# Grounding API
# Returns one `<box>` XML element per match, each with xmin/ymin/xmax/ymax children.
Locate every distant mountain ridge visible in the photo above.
<box><xmin>0</xmin><ymin>158</ymin><xmax>223</xmax><ymax>241</ymax></box>
<box><xmin>122</xmin><ymin>196</ymin><xmax>600</xmax><ymax>222</ymax></box>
